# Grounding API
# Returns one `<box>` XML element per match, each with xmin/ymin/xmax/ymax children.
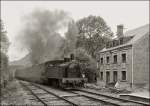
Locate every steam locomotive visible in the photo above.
<box><xmin>16</xmin><ymin>54</ymin><xmax>87</xmax><ymax>88</ymax></box>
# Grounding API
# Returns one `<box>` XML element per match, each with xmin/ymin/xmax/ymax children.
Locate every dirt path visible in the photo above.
<box><xmin>1</xmin><ymin>79</ymin><xmax>36</xmax><ymax>105</ymax></box>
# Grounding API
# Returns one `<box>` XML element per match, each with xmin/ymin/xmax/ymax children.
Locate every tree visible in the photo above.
<box><xmin>0</xmin><ymin>20</ymin><xmax>9</xmax><ymax>53</ymax></box>
<box><xmin>76</xmin><ymin>15</ymin><xmax>113</xmax><ymax>58</ymax></box>
<box><xmin>63</xmin><ymin>20</ymin><xmax>79</xmax><ymax>56</ymax></box>
<box><xmin>75</xmin><ymin>47</ymin><xmax>96</xmax><ymax>69</ymax></box>
<box><xmin>0</xmin><ymin>20</ymin><xmax>10</xmax><ymax>87</ymax></box>
<box><xmin>75</xmin><ymin>47</ymin><xmax>99</xmax><ymax>78</ymax></box>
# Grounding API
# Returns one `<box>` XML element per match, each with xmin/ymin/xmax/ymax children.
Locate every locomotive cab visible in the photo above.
<box><xmin>60</xmin><ymin>60</ymin><xmax>87</xmax><ymax>88</ymax></box>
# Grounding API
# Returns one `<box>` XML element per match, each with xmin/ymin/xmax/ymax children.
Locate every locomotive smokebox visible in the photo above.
<box><xmin>64</xmin><ymin>57</ymin><xmax>70</xmax><ymax>62</ymax></box>
<box><xmin>70</xmin><ymin>53</ymin><xmax>75</xmax><ymax>60</ymax></box>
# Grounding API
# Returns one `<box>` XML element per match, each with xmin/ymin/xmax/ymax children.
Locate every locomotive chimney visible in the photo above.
<box><xmin>70</xmin><ymin>53</ymin><xmax>74</xmax><ymax>60</ymax></box>
<box><xmin>64</xmin><ymin>57</ymin><xmax>70</xmax><ymax>62</ymax></box>
<box><xmin>117</xmin><ymin>24</ymin><xmax>124</xmax><ymax>38</ymax></box>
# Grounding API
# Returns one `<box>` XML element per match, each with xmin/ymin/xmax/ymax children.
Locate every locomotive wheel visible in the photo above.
<box><xmin>48</xmin><ymin>78</ymin><xmax>52</xmax><ymax>86</ymax></box>
<box><xmin>58</xmin><ymin>79</ymin><xmax>64</xmax><ymax>88</ymax></box>
<box><xmin>51</xmin><ymin>79</ymin><xmax>57</xmax><ymax>87</ymax></box>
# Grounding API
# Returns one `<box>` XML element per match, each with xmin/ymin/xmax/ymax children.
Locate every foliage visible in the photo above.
<box><xmin>62</xmin><ymin>20</ymin><xmax>79</xmax><ymax>56</ymax></box>
<box><xmin>61</xmin><ymin>15</ymin><xmax>113</xmax><ymax>74</ymax></box>
<box><xmin>0</xmin><ymin>20</ymin><xmax>10</xmax><ymax>87</ymax></box>
<box><xmin>76</xmin><ymin>15</ymin><xmax>113</xmax><ymax>58</ymax></box>
<box><xmin>1</xmin><ymin>51</ymin><xmax>9</xmax><ymax>72</ymax></box>
<box><xmin>0</xmin><ymin>20</ymin><xmax>9</xmax><ymax>68</ymax></box>
<box><xmin>0</xmin><ymin>20</ymin><xmax>9</xmax><ymax>53</ymax></box>
<box><xmin>75</xmin><ymin>47</ymin><xmax>97</xmax><ymax>70</ymax></box>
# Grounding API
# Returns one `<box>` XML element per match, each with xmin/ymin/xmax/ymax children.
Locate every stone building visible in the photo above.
<box><xmin>97</xmin><ymin>24</ymin><xmax>149</xmax><ymax>87</ymax></box>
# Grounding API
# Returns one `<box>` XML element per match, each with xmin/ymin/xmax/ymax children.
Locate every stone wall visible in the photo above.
<box><xmin>133</xmin><ymin>33</ymin><xmax>149</xmax><ymax>86</ymax></box>
<box><xmin>98</xmin><ymin>45</ymin><xmax>132</xmax><ymax>85</ymax></box>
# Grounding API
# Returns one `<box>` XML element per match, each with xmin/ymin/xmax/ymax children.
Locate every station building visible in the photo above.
<box><xmin>97</xmin><ymin>24</ymin><xmax>149</xmax><ymax>87</ymax></box>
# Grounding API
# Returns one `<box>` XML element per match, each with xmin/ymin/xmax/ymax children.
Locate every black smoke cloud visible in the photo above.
<box><xmin>18</xmin><ymin>9</ymin><xmax>70</xmax><ymax>64</ymax></box>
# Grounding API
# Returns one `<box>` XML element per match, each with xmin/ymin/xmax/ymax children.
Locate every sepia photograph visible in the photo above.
<box><xmin>1</xmin><ymin>0</ymin><xmax>149</xmax><ymax>105</ymax></box>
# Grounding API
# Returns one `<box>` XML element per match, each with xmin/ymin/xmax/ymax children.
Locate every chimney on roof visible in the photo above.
<box><xmin>117</xmin><ymin>24</ymin><xmax>124</xmax><ymax>38</ymax></box>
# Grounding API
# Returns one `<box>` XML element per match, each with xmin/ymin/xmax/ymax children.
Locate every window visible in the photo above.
<box><xmin>100</xmin><ymin>58</ymin><xmax>103</xmax><ymax>64</ymax></box>
<box><xmin>106</xmin><ymin>42</ymin><xmax>109</xmax><ymax>48</ymax></box>
<box><xmin>106</xmin><ymin>71</ymin><xmax>110</xmax><ymax>83</ymax></box>
<box><xmin>113</xmin><ymin>41</ymin><xmax>116</xmax><ymax>47</ymax></box>
<box><xmin>122</xmin><ymin>53</ymin><xmax>126</xmax><ymax>63</ymax></box>
<box><xmin>116</xmin><ymin>40</ymin><xmax>119</xmax><ymax>46</ymax></box>
<box><xmin>100</xmin><ymin>72</ymin><xmax>103</xmax><ymax>80</ymax></box>
<box><xmin>120</xmin><ymin>38</ymin><xmax>123</xmax><ymax>45</ymax></box>
<box><xmin>113</xmin><ymin>71</ymin><xmax>118</xmax><ymax>82</ymax></box>
<box><xmin>106</xmin><ymin>56</ymin><xmax>109</xmax><ymax>64</ymax></box>
<box><xmin>113</xmin><ymin>55</ymin><xmax>117</xmax><ymax>63</ymax></box>
<box><xmin>122</xmin><ymin>71</ymin><xmax>126</xmax><ymax>80</ymax></box>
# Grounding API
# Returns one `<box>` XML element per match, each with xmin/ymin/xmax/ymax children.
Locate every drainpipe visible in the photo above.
<box><xmin>131</xmin><ymin>45</ymin><xmax>134</xmax><ymax>88</ymax></box>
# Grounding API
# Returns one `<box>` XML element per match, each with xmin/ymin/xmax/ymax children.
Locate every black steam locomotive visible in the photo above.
<box><xmin>16</xmin><ymin>54</ymin><xmax>87</xmax><ymax>88</ymax></box>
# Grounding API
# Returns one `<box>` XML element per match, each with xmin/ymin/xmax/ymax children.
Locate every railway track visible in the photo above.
<box><xmin>20</xmin><ymin>81</ymin><xmax>74</xmax><ymax>106</ymax></box>
<box><xmin>20</xmin><ymin>81</ymin><xmax>113</xmax><ymax>105</ymax></box>
<box><xmin>71</xmin><ymin>88</ymin><xmax>149</xmax><ymax>106</ymax></box>
<box><xmin>20</xmin><ymin>80</ymin><xmax>146</xmax><ymax>106</ymax></box>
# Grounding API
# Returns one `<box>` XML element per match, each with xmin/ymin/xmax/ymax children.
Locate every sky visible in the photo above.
<box><xmin>1</xmin><ymin>1</ymin><xmax>149</xmax><ymax>62</ymax></box>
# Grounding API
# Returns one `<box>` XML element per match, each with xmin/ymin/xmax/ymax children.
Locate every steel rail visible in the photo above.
<box><xmin>20</xmin><ymin>81</ymin><xmax>77</xmax><ymax>106</ymax></box>
<box><xmin>29</xmin><ymin>82</ymin><xmax>78</xmax><ymax>106</ymax></box>
<box><xmin>33</xmin><ymin>83</ymin><xmax>113</xmax><ymax>106</ymax></box>
<box><xmin>20</xmin><ymin>80</ymin><xmax>147</xmax><ymax>106</ymax></box>
<box><xmin>73</xmin><ymin>88</ymin><xmax>149</xmax><ymax>106</ymax></box>
<box><xmin>21</xmin><ymin>81</ymin><xmax>105</xmax><ymax>106</ymax></box>
<box><xmin>68</xmin><ymin>90</ymin><xmax>121</xmax><ymax>106</ymax></box>
<box><xmin>32</xmin><ymin>82</ymin><xmax>125</xmax><ymax>106</ymax></box>
<box><xmin>20</xmin><ymin>81</ymin><xmax>48</xmax><ymax>106</ymax></box>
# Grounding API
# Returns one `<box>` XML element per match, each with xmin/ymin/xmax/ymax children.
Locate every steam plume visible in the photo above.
<box><xmin>19</xmin><ymin>9</ymin><xmax>70</xmax><ymax>64</ymax></box>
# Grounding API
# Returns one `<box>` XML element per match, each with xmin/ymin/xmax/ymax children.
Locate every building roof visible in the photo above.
<box><xmin>100</xmin><ymin>24</ymin><xmax>149</xmax><ymax>53</ymax></box>
<box><xmin>124</xmin><ymin>24</ymin><xmax>149</xmax><ymax>44</ymax></box>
